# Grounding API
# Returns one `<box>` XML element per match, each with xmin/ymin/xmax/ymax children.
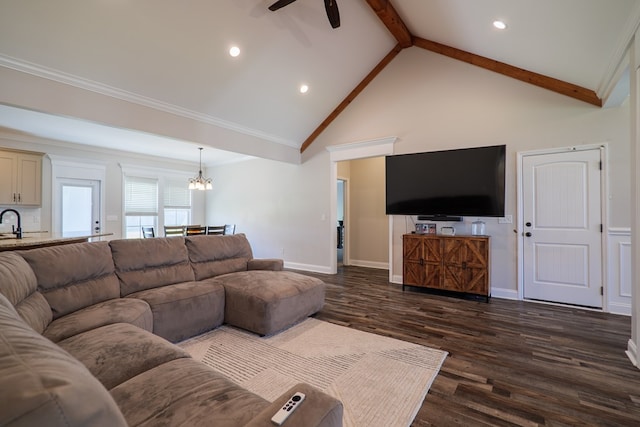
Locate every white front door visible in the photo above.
<box><xmin>522</xmin><ymin>148</ymin><xmax>603</xmax><ymax>308</ymax></box>
<box><xmin>59</xmin><ymin>179</ymin><xmax>101</xmax><ymax>237</ymax></box>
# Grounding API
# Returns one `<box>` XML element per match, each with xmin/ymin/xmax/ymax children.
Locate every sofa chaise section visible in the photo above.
<box><xmin>185</xmin><ymin>233</ymin><xmax>325</xmax><ymax>335</ymax></box>
<box><xmin>110</xmin><ymin>237</ymin><xmax>225</xmax><ymax>342</ymax></box>
<box><xmin>217</xmin><ymin>270</ymin><xmax>326</xmax><ymax>335</ymax></box>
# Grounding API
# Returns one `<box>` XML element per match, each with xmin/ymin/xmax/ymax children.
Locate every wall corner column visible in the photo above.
<box><xmin>628</xmin><ymin>29</ymin><xmax>640</xmax><ymax>369</ymax></box>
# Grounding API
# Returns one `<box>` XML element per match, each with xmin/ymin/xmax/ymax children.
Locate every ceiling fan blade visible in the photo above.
<box><xmin>324</xmin><ymin>0</ymin><xmax>340</xmax><ymax>28</ymax></box>
<box><xmin>268</xmin><ymin>0</ymin><xmax>298</xmax><ymax>12</ymax></box>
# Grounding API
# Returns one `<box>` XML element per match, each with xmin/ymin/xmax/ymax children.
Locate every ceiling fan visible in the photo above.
<box><xmin>268</xmin><ymin>0</ymin><xmax>340</xmax><ymax>29</ymax></box>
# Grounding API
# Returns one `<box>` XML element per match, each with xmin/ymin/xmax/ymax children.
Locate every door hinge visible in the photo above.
<box><xmin>600</xmin><ymin>286</ymin><xmax>603</xmax><ymax>296</ymax></box>
<box><xmin>599</xmin><ymin>161</ymin><xmax>602</xmax><ymax>170</ymax></box>
<box><xmin>600</xmin><ymin>224</ymin><xmax>603</xmax><ymax>233</ymax></box>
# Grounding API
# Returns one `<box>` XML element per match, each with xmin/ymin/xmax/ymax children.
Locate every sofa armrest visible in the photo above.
<box><xmin>248</xmin><ymin>258</ymin><xmax>284</xmax><ymax>271</ymax></box>
<box><xmin>245</xmin><ymin>383</ymin><xmax>343</xmax><ymax>427</ymax></box>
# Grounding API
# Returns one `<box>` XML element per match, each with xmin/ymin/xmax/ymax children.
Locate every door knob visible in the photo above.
<box><xmin>525</xmin><ymin>232</ymin><xmax>532</xmax><ymax>237</ymax></box>
<box><xmin>525</xmin><ymin>222</ymin><xmax>532</xmax><ymax>227</ymax></box>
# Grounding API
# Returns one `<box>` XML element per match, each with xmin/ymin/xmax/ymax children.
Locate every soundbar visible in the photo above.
<box><xmin>417</xmin><ymin>215</ymin><xmax>462</xmax><ymax>222</ymax></box>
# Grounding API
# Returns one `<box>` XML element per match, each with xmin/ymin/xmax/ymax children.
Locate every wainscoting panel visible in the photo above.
<box><xmin>607</xmin><ymin>228</ymin><xmax>632</xmax><ymax>315</ymax></box>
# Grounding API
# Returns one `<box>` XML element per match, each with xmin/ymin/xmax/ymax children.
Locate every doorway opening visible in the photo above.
<box><xmin>337</xmin><ymin>178</ymin><xmax>346</xmax><ymax>267</ymax></box>
<box><xmin>327</xmin><ymin>138</ymin><xmax>396</xmax><ymax>276</ymax></box>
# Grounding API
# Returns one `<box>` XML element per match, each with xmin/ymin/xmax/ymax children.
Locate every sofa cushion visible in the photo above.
<box><xmin>43</xmin><ymin>297</ymin><xmax>153</xmax><ymax>343</ymax></box>
<box><xmin>110</xmin><ymin>358</ymin><xmax>269</xmax><ymax>427</ymax></box>
<box><xmin>0</xmin><ymin>294</ymin><xmax>127</xmax><ymax>427</ymax></box>
<box><xmin>110</xmin><ymin>237</ymin><xmax>195</xmax><ymax>296</ymax></box>
<box><xmin>18</xmin><ymin>241</ymin><xmax>120</xmax><ymax>319</ymax></box>
<box><xmin>127</xmin><ymin>278</ymin><xmax>225</xmax><ymax>342</ymax></box>
<box><xmin>58</xmin><ymin>323</ymin><xmax>190</xmax><ymax>389</ymax></box>
<box><xmin>0</xmin><ymin>252</ymin><xmax>51</xmax><ymax>333</ymax></box>
<box><xmin>186</xmin><ymin>233</ymin><xmax>253</xmax><ymax>280</ymax></box>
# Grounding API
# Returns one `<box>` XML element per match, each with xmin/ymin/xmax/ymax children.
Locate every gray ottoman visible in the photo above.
<box><xmin>214</xmin><ymin>270</ymin><xmax>326</xmax><ymax>335</ymax></box>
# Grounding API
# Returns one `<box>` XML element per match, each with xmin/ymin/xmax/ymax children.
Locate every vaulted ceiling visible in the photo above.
<box><xmin>0</xmin><ymin>0</ymin><xmax>638</xmax><ymax>164</ymax></box>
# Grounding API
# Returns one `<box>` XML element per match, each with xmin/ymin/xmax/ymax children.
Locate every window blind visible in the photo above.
<box><xmin>164</xmin><ymin>179</ymin><xmax>191</xmax><ymax>208</ymax></box>
<box><xmin>124</xmin><ymin>176</ymin><xmax>158</xmax><ymax>215</ymax></box>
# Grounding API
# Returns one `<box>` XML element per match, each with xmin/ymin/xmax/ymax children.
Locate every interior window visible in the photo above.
<box><xmin>163</xmin><ymin>179</ymin><xmax>192</xmax><ymax>227</ymax></box>
<box><xmin>124</xmin><ymin>176</ymin><xmax>158</xmax><ymax>238</ymax></box>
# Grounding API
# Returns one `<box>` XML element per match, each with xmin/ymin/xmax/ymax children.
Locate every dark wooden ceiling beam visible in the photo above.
<box><xmin>413</xmin><ymin>37</ymin><xmax>601</xmax><ymax>107</ymax></box>
<box><xmin>300</xmin><ymin>44</ymin><xmax>403</xmax><ymax>153</ymax></box>
<box><xmin>301</xmin><ymin>1</ymin><xmax>602</xmax><ymax>153</ymax></box>
<box><xmin>365</xmin><ymin>0</ymin><xmax>413</xmax><ymax>48</ymax></box>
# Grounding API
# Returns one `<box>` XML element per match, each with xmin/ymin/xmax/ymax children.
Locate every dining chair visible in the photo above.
<box><xmin>164</xmin><ymin>225</ymin><xmax>185</xmax><ymax>237</ymax></box>
<box><xmin>206</xmin><ymin>225</ymin><xmax>225</xmax><ymax>235</ymax></box>
<box><xmin>224</xmin><ymin>224</ymin><xmax>236</xmax><ymax>235</ymax></box>
<box><xmin>185</xmin><ymin>225</ymin><xmax>207</xmax><ymax>236</ymax></box>
<box><xmin>141</xmin><ymin>226</ymin><xmax>155</xmax><ymax>238</ymax></box>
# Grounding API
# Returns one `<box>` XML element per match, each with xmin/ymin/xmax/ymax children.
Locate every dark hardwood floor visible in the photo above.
<box><xmin>298</xmin><ymin>266</ymin><xmax>640</xmax><ymax>426</ymax></box>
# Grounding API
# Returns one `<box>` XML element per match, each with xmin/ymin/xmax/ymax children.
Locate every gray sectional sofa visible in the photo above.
<box><xmin>0</xmin><ymin>233</ymin><xmax>342</xmax><ymax>427</ymax></box>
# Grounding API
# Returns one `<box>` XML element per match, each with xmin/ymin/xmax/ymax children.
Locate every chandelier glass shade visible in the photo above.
<box><xmin>188</xmin><ymin>147</ymin><xmax>213</xmax><ymax>190</ymax></box>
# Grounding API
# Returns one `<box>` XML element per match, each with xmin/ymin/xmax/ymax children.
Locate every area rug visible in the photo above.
<box><xmin>179</xmin><ymin>318</ymin><xmax>448</xmax><ymax>427</ymax></box>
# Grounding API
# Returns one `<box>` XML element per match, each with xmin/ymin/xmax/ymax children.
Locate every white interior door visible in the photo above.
<box><xmin>59</xmin><ymin>179</ymin><xmax>101</xmax><ymax>237</ymax></box>
<box><xmin>522</xmin><ymin>148</ymin><xmax>603</xmax><ymax>308</ymax></box>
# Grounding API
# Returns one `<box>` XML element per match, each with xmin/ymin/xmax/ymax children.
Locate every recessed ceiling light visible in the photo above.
<box><xmin>300</xmin><ymin>84</ymin><xmax>309</xmax><ymax>94</ymax></box>
<box><xmin>493</xmin><ymin>20</ymin><xmax>507</xmax><ymax>30</ymax></box>
<box><xmin>229</xmin><ymin>46</ymin><xmax>240</xmax><ymax>57</ymax></box>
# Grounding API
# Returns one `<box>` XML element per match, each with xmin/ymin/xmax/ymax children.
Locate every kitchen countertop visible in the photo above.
<box><xmin>0</xmin><ymin>232</ymin><xmax>114</xmax><ymax>251</ymax></box>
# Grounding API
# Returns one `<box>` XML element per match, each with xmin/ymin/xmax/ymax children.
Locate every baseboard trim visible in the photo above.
<box><xmin>349</xmin><ymin>260</ymin><xmax>389</xmax><ymax>270</ymax></box>
<box><xmin>391</xmin><ymin>274</ymin><xmax>403</xmax><ymax>284</ymax></box>
<box><xmin>490</xmin><ymin>288</ymin><xmax>519</xmax><ymax>300</ymax></box>
<box><xmin>284</xmin><ymin>262</ymin><xmax>332</xmax><ymax>274</ymax></box>
<box><xmin>626</xmin><ymin>339</ymin><xmax>638</xmax><ymax>369</ymax></box>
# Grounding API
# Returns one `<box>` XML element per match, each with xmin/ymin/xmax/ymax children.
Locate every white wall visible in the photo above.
<box><xmin>0</xmin><ymin>130</ymin><xmax>206</xmax><ymax>238</ymax></box>
<box><xmin>206</xmin><ymin>153</ymin><xmax>332</xmax><ymax>273</ymax></box>
<box><xmin>301</xmin><ymin>47</ymin><xmax>630</xmax><ymax>296</ymax></box>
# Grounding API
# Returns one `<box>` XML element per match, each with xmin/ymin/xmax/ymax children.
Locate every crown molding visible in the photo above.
<box><xmin>0</xmin><ymin>55</ymin><xmax>300</xmax><ymax>149</ymax></box>
<box><xmin>327</xmin><ymin>136</ymin><xmax>397</xmax><ymax>162</ymax></box>
<box><xmin>597</xmin><ymin>2</ymin><xmax>640</xmax><ymax>99</ymax></box>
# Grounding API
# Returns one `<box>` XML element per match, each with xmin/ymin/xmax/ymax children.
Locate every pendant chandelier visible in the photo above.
<box><xmin>188</xmin><ymin>147</ymin><xmax>213</xmax><ymax>190</ymax></box>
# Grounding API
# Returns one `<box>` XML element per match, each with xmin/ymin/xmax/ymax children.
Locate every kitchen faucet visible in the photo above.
<box><xmin>0</xmin><ymin>209</ymin><xmax>22</xmax><ymax>239</ymax></box>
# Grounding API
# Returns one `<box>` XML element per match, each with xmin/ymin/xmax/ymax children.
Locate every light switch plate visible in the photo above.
<box><xmin>498</xmin><ymin>215</ymin><xmax>513</xmax><ymax>224</ymax></box>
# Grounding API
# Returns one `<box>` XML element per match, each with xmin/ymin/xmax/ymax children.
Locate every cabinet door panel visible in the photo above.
<box><xmin>464</xmin><ymin>239</ymin><xmax>489</xmax><ymax>268</ymax></box>
<box><xmin>423</xmin><ymin>262</ymin><xmax>442</xmax><ymax>288</ymax></box>
<box><xmin>442</xmin><ymin>265</ymin><xmax>466</xmax><ymax>292</ymax></box>
<box><xmin>17</xmin><ymin>154</ymin><xmax>42</xmax><ymax>205</ymax></box>
<box><xmin>442</xmin><ymin>238</ymin><xmax>465</xmax><ymax>264</ymax></box>
<box><xmin>465</xmin><ymin>267</ymin><xmax>489</xmax><ymax>294</ymax></box>
<box><xmin>403</xmin><ymin>262</ymin><xmax>424</xmax><ymax>286</ymax></box>
<box><xmin>403</xmin><ymin>236</ymin><xmax>422</xmax><ymax>261</ymax></box>
<box><xmin>0</xmin><ymin>153</ymin><xmax>17</xmax><ymax>204</ymax></box>
<box><xmin>423</xmin><ymin>237</ymin><xmax>442</xmax><ymax>263</ymax></box>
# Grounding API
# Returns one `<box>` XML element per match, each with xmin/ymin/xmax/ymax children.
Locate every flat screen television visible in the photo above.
<box><xmin>385</xmin><ymin>145</ymin><xmax>506</xmax><ymax>218</ymax></box>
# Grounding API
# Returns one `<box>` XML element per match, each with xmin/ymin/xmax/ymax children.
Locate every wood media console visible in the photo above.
<box><xmin>402</xmin><ymin>233</ymin><xmax>490</xmax><ymax>301</ymax></box>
